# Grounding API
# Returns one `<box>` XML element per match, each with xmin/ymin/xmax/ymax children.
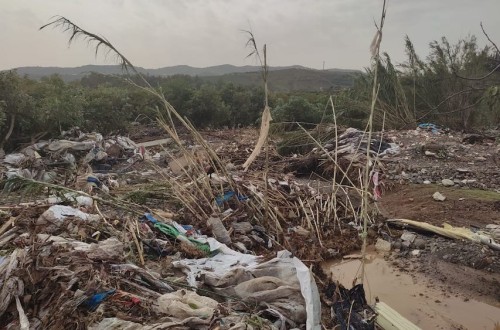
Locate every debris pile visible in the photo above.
<box><xmin>0</xmin><ymin>128</ymin><xmax>144</xmax><ymax>185</ymax></box>
<box><xmin>0</xmin><ymin>199</ymin><xmax>321</xmax><ymax>329</ymax></box>
<box><xmin>4</xmin><ymin>124</ymin><xmax>498</xmax><ymax>328</ymax></box>
<box><xmin>284</xmin><ymin>127</ymin><xmax>399</xmax><ymax>182</ymax></box>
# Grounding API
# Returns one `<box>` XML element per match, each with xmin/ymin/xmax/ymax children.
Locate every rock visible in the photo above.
<box><xmin>413</xmin><ymin>238</ymin><xmax>426</xmax><ymax>249</ymax></box>
<box><xmin>401</xmin><ymin>232</ymin><xmax>416</xmax><ymax>243</ymax></box>
<box><xmin>433</xmin><ymin>191</ymin><xmax>446</xmax><ymax>201</ymax></box>
<box><xmin>456</xmin><ymin>168</ymin><xmax>470</xmax><ymax>173</ymax></box>
<box><xmin>411</xmin><ymin>249</ymin><xmax>421</xmax><ymax>257</ymax></box>
<box><xmin>475</xmin><ymin>156</ymin><xmax>487</xmax><ymax>162</ymax></box>
<box><xmin>402</xmin><ymin>240</ymin><xmax>411</xmax><ymax>249</ymax></box>
<box><xmin>423</xmin><ymin>180</ymin><xmax>431</xmax><ymax>184</ymax></box>
<box><xmin>375</xmin><ymin>238</ymin><xmax>391</xmax><ymax>252</ymax></box>
<box><xmin>392</xmin><ymin>240</ymin><xmax>402</xmax><ymax>249</ymax></box>
<box><xmin>425</xmin><ymin>150</ymin><xmax>437</xmax><ymax>157</ymax></box>
<box><xmin>441</xmin><ymin>179</ymin><xmax>454</xmax><ymax>186</ymax></box>
<box><xmin>289</xmin><ymin>226</ymin><xmax>310</xmax><ymax>236</ymax></box>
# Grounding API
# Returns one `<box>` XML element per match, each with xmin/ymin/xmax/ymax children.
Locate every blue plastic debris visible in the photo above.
<box><xmin>82</xmin><ymin>289</ymin><xmax>116</xmax><ymax>311</ymax></box>
<box><xmin>86</xmin><ymin>176</ymin><xmax>102</xmax><ymax>188</ymax></box>
<box><xmin>143</xmin><ymin>213</ymin><xmax>158</xmax><ymax>224</ymax></box>
<box><xmin>215</xmin><ymin>191</ymin><xmax>248</xmax><ymax>206</ymax></box>
<box><xmin>418</xmin><ymin>123</ymin><xmax>440</xmax><ymax>134</ymax></box>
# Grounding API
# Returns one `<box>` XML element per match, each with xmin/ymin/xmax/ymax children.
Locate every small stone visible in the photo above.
<box><xmin>401</xmin><ymin>232</ymin><xmax>416</xmax><ymax>243</ymax></box>
<box><xmin>433</xmin><ymin>191</ymin><xmax>446</xmax><ymax>201</ymax></box>
<box><xmin>423</xmin><ymin>180</ymin><xmax>431</xmax><ymax>184</ymax></box>
<box><xmin>411</xmin><ymin>249</ymin><xmax>421</xmax><ymax>257</ymax></box>
<box><xmin>456</xmin><ymin>168</ymin><xmax>470</xmax><ymax>173</ymax></box>
<box><xmin>375</xmin><ymin>238</ymin><xmax>391</xmax><ymax>252</ymax></box>
<box><xmin>458</xmin><ymin>197</ymin><xmax>465</xmax><ymax>201</ymax></box>
<box><xmin>327</xmin><ymin>249</ymin><xmax>340</xmax><ymax>257</ymax></box>
<box><xmin>425</xmin><ymin>150</ymin><xmax>437</xmax><ymax>157</ymax></box>
<box><xmin>402</xmin><ymin>240</ymin><xmax>411</xmax><ymax>249</ymax></box>
<box><xmin>408</xmin><ymin>198</ymin><xmax>414</xmax><ymax>202</ymax></box>
<box><xmin>441</xmin><ymin>179</ymin><xmax>454</xmax><ymax>186</ymax></box>
<box><xmin>475</xmin><ymin>156</ymin><xmax>487</xmax><ymax>162</ymax></box>
<box><xmin>413</xmin><ymin>238</ymin><xmax>426</xmax><ymax>249</ymax></box>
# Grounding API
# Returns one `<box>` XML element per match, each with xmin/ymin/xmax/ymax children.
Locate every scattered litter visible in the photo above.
<box><xmin>157</xmin><ymin>289</ymin><xmax>218</xmax><ymax>319</ymax></box>
<box><xmin>324</xmin><ymin>282</ymin><xmax>376</xmax><ymax>329</ymax></box>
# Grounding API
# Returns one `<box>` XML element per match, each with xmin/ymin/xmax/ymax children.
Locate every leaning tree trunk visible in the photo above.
<box><xmin>0</xmin><ymin>113</ymin><xmax>16</xmax><ymax>149</ymax></box>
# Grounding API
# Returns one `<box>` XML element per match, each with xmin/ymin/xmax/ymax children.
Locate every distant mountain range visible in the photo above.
<box><xmin>8</xmin><ymin>64</ymin><xmax>361</xmax><ymax>91</ymax></box>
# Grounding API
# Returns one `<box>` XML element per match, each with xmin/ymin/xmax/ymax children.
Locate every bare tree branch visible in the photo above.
<box><xmin>416</xmin><ymin>87</ymin><xmax>486</xmax><ymax>121</ymax></box>
<box><xmin>452</xmin><ymin>22</ymin><xmax>500</xmax><ymax>81</ymax></box>
<box><xmin>454</xmin><ymin>63</ymin><xmax>500</xmax><ymax>81</ymax></box>
<box><xmin>481</xmin><ymin>22</ymin><xmax>500</xmax><ymax>55</ymax></box>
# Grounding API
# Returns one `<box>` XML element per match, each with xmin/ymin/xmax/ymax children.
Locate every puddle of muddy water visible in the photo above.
<box><xmin>323</xmin><ymin>253</ymin><xmax>500</xmax><ymax>330</ymax></box>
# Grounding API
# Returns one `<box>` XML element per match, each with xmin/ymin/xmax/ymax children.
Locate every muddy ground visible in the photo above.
<box><xmin>374</xmin><ymin>129</ymin><xmax>500</xmax><ymax>329</ymax></box>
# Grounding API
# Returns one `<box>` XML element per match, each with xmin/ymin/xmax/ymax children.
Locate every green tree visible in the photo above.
<box><xmin>188</xmin><ymin>84</ymin><xmax>230</xmax><ymax>128</ymax></box>
<box><xmin>0</xmin><ymin>71</ymin><xmax>35</xmax><ymax>149</ymax></box>
<box><xmin>272</xmin><ymin>96</ymin><xmax>323</xmax><ymax>128</ymax></box>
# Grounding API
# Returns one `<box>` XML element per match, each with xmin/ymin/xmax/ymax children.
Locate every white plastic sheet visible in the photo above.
<box><xmin>173</xmin><ymin>247</ymin><xmax>321</xmax><ymax>329</ymax></box>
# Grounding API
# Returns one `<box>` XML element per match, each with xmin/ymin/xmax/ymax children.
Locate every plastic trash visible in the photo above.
<box><xmin>418</xmin><ymin>123</ymin><xmax>440</xmax><ymax>134</ymax></box>
<box><xmin>3</xmin><ymin>153</ymin><xmax>27</xmax><ymax>166</ymax></box>
<box><xmin>207</xmin><ymin>215</ymin><xmax>231</xmax><ymax>245</ymax></box>
<box><xmin>81</xmin><ymin>289</ymin><xmax>116</xmax><ymax>311</ymax></box>
<box><xmin>325</xmin><ymin>283</ymin><xmax>374</xmax><ymax>330</ymax></box>
<box><xmin>157</xmin><ymin>289</ymin><xmax>218</xmax><ymax>319</ymax></box>
<box><xmin>215</xmin><ymin>190</ymin><xmax>248</xmax><ymax>206</ymax></box>
<box><xmin>37</xmin><ymin>205</ymin><xmax>100</xmax><ymax>227</ymax></box>
<box><xmin>143</xmin><ymin>213</ymin><xmax>210</xmax><ymax>253</ymax></box>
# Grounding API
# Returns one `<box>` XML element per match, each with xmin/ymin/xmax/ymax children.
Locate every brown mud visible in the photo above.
<box><xmin>323</xmin><ymin>251</ymin><xmax>500</xmax><ymax>330</ymax></box>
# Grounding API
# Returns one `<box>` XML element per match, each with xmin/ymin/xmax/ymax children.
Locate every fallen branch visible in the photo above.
<box><xmin>387</xmin><ymin>218</ymin><xmax>500</xmax><ymax>251</ymax></box>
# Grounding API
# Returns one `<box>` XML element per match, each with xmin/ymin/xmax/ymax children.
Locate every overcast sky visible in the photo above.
<box><xmin>0</xmin><ymin>0</ymin><xmax>499</xmax><ymax>71</ymax></box>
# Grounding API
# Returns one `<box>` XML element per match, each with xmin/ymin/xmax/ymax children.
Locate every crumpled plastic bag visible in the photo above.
<box><xmin>37</xmin><ymin>205</ymin><xmax>100</xmax><ymax>227</ymax></box>
<box><xmin>89</xmin><ymin>316</ymin><xmax>211</xmax><ymax>330</ymax></box>
<box><xmin>157</xmin><ymin>289</ymin><xmax>218</xmax><ymax>320</ymax></box>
